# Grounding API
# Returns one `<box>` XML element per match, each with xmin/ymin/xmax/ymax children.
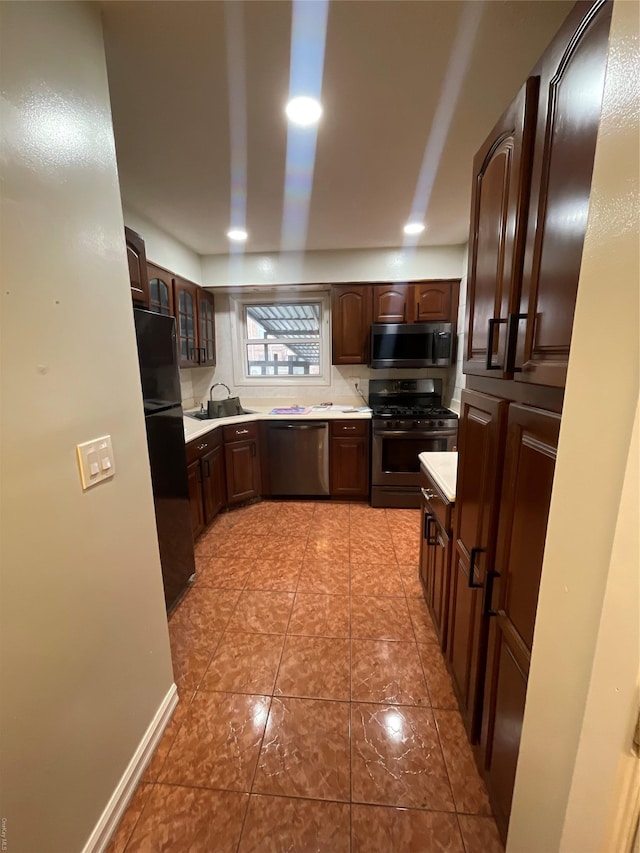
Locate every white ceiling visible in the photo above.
<box><xmin>101</xmin><ymin>0</ymin><xmax>573</xmax><ymax>256</ymax></box>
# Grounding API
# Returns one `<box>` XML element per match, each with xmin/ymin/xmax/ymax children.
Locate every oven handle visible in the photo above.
<box><xmin>373</xmin><ymin>429</ymin><xmax>458</xmax><ymax>438</ymax></box>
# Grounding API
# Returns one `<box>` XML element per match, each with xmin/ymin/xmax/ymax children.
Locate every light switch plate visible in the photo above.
<box><xmin>77</xmin><ymin>435</ymin><xmax>116</xmax><ymax>490</ymax></box>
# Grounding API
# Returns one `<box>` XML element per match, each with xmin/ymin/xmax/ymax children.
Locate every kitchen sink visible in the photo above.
<box><xmin>185</xmin><ymin>409</ymin><xmax>257</xmax><ymax>421</ymax></box>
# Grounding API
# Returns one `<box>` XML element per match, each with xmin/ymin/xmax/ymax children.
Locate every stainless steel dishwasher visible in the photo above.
<box><xmin>266</xmin><ymin>422</ymin><xmax>330</xmax><ymax>496</ymax></box>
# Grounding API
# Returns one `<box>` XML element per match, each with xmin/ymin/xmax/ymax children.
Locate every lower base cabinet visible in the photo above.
<box><xmin>186</xmin><ymin>430</ymin><xmax>226</xmax><ymax>540</ymax></box>
<box><xmin>223</xmin><ymin>422</ymin><xmax>261</xmax><ymax>505</ymax></box>
<box><xmin>419</xmin><ymin>478</ymin><xmax>453</xmax><ymax>649</ymax></box>
<box><xmin>329</xmin><ymin>420</ymin><xmax>370</xmax><ymax>498</ymax></box>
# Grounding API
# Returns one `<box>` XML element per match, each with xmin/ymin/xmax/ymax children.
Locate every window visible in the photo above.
<box><xmin>230</xmin><ymin>292</ymin><xmax>330</xmax><ymax>385</ymax></box>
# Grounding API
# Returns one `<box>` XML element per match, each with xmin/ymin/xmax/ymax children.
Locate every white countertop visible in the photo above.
<box><xmin>183</xmin><ymin>406</ymin><xmax>372</xmax><ymax>443</ymax></box>
<box><xmin>418</xmin><ymin>451</ymin><xmax>458</xmax><ymax>503</ymax></box>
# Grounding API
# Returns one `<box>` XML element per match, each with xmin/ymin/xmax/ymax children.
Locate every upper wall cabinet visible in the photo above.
<box><xmin>147</xmin><ymin>261</ymin><xmax>174</xmax><ymax>317</ymax></box>
<box><xmin>373</xmin><ymin>281</ymin><xmax>459</xmax><ymax>325</ymax></box>
<box><xmin>464</xmin><ymin>0</ymin><xmax>612</xmax><ymax>389</ymax></box>
<box><xmin>197</xmin><ymin>289</ymin><xmax>216</xmax><ymax>367</ymax></box>
<box><xmin>125</xmin><ymin>227</ymin><xmax>150</xmax><ymax>307</ymax></box>
<box><xmin>174</xmin><ymin>275</ymin><xmax>200</xmax><ymax>368</ymax></box>
<box><xmin>331</xmin><ymin>285</ymin><xmax>372</xmax><ymax>365</ymax></box>
<box><xmin>515</xmin><ymin>0</ymin><xmax>613</xmax><ymax>388</ymax></box>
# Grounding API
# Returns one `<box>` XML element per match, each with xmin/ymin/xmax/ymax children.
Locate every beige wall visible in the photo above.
<box><xmin>508</xmin><ymin>1</ymin><xmax>640</xmax><ymax>849</ymax></box>
<box><xmin>0</xmin><ymin>3</ymin><xmax>174</xmax><ymax>851</ymax></box>
<box><xmin>123</xmin><ymin>206</ymin><xmax>203</xmax><ymax>285</ymax></box>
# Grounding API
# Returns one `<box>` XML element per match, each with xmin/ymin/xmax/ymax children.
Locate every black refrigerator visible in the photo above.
<box><xmin>134</xmin><ymin>308</ymin><xmax>196</xmax><ymax>612</ymax></box>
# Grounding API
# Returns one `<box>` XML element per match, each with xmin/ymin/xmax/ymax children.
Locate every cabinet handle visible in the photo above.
<box><xmin>468</xmin><ymin>546</ymin><xmax>484</xmax><ymax>589</ymax></box>
<box><xmin>250</xmin><ymin>442</ymin><xmax>256</xmax><ymax>457</ymax></box>
<box><xmin>421</xmin><ymin>487</ymin><xmax>436</xmax><ymax>501</ymax></box>
<box><xmin>343</xmin><ymin>426</ymin><xmax>357</xmax><ymax>431</ymax></box>
<box><xmin>423</xmin><ymin>511</ymin><xmax>432</xmax><ymax>541</ymax></box>
<box><xmin>236</xmin><ymin>429</ymin><xmax>249</xmax><ymax>436</ymax></box>
<box><xmin>426</xmin><ymin>515</ymin><xmax>437</xmax><ymax>546</ymax></box>
<box><xmin>505</xmin><ymin>313</ymin><xmax>527</xmax><ymax>374</ymax></box>
<box><xmin>484</xmin><ymin>570</ymin><xmax>500</xmax><ymax>617</ymax></box>
<box><xmin>486</xmin><ymin>318</ymin><xmax>507</xmax><ymax>370</ymax></box>
<box><xmin>197</xmin><ymin>443</ymin><xmax>207</xmax><ymax>451</ymax></box>
<box><xmin>204</xmin><ymin>459</ymin><xmax>210</xmax><ymax>477</ymax></box>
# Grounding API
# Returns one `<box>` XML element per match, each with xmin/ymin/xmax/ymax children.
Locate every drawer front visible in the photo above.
<box><xmin>330</xmin><ymin>420</ymin><xmax>368</xmax><ymax>437</ymax></box>
<box><xmin>186</xmin><ymin>429</ymin><xmax>222</xmax><ymax>464</ymax></box>
<box><xmin>223</xmin><ymin>421</ymin><xmax>258</xmax><ymax>443</ymax></box>
<box><xmin>420</xmin><ymin>472</ymin><xmax>453</xmax><ymax>532</ymax></box>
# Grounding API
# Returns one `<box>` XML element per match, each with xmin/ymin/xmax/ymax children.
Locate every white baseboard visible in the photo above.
<box><xmin>82</xmin><ymin>682</ymin><xmax>179</xmax><ymax>853</ymax></box>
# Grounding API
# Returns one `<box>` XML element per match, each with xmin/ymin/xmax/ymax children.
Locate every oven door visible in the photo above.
<box><xmin>372</xmin><ymin>427</ymin><xmax>457</xmax><ymax>488</ymax></box>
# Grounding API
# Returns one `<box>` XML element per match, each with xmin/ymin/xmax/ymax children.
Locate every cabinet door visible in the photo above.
<box><xmin>174</xmin><ymin>276</ymin><xmax>199</xmax><ymax>368</ymax></box>
<box><xmin>331</xmin><ymin>285</ymin><xmax>372</xmax><ymax>364</ymax></box>
<box><xmin>197</xmin><ymin>289</ymin><xmax>216</xmax><ymax>367</ymax></box>
<box><xmin>415</xmin><ymin>281</ymin><xmax>454</xmax><ymax>323</ymax></box>
<box><xmin>463</xmin><ymin>80</ymin><xmax>537</xmax><ymax>379</ymax></box>
<box><xmin>373</xmin><ymin>284</ymin><xmax>410</xmax><ymax>323</ymax></box>
<box><xmin>147</xmin><ymin>261</ymin><xmax>174</xmax><ymax>317</ymax></box>
<box><xmin>447</xmin><ymin>390</ymin><xmax>508</xmax><ymax>740</ymax></box>
<box><xmin>187</xmin><ymin>460</ymin><xmax>205</xmax><ymax>540</ymax></box>
<box><xmin>125</xmin><ymin>226</ymin><xmax>150</xmax><ymax>307</ymax></box>
<box><xmin>480</xmin><ymin>404</ymin><xmax>560</xmax><ymax>840</ymax></box>
<box><xmin>225</xmin><ymin>440</ymin><xmax>261</xmax><ymax>504</ymax></box>
<box><xmin>431</xmin><ymin>523</ymin><xmax>451</xmax><ymax>648</ymax></box>
<box><xmin>516</xmin><ymin>1</ymin><xmax>612</xmax><ymax>388</ymax></box>
<box><xmin>201</xmin><ymin>444</ymin><xmax>225</xmax><ymax>523</ymax></box>
<box><xmin>330</xmin><ymin>437</ymin><xmax>369</xmax><ymax>498</ymax></box>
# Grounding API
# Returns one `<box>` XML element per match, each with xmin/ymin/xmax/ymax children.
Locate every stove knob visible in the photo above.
<box><xmin>438</xmin><ymin>420</ymin><xmax>445</xmax><ymax>427</ymax></box>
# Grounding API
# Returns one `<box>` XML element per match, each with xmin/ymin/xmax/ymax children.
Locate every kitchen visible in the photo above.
<box><xmin>1</xmin><ymin>2</ymin><xmax>637</xmax><ymax>853</ymax></box>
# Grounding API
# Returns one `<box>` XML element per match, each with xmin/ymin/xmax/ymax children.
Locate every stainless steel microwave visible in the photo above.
<box><xmin>370</xmin><ymin>322</ymin><xmax>455</xmax><ymax>369</ymax></box>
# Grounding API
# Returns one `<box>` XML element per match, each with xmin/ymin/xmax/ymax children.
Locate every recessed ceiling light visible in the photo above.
<box><xmin>403</xmin><ymin>221</ymin><xmax>425</xmax><ymax>236</ymax></box>
<box><xmin>285</xmin><ymin>96</ymin><xmax>323</xmax><ymax>127</ymax></box>
<box><xmin>227</xmin><ymin>228</ymin><xmax>248</xmax><ymax>242</ymax></box>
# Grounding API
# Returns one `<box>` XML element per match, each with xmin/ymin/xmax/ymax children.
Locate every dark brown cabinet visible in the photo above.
<box><xmin>331</xmin><ymin>285</ymin><xmax>372</xmax><ymax>364</ymax></box>
<box><xmin>125</xmin><ymin>226</ymin><xmax>150</xmax><ymax>307</ymax></box>
<box><xmin>197</xmin><ymin>289</ymin><xmax>216</xmax><ymax>367</ymax></box>
<box><xmin>174</xmin><ymin>276</ymin><xmax>200</xmax><ymax>368</ymax></box>
<box><xmin>329</xmin><ymin>420</ymin><xmax>370</xmax><ymax>499</ymax></box>
<box><xmin>373</xmin><ymin>281</ymin><xmax>459</xmax><ymax>325</ymax></box>
<box><xmin>147</xmin><ymin>261</ymin><xmax>174</xmax><ymax>317</ymax></box>
<box><xmin>186</xmin><ymin>430</ymin><xmax>226</xmax><ymax>540</ymax></box>
<box><xmin>373</xmin><ymin>284</ymin><xmax>411</xmax><ymax>323</ymax></box>
<box><xmin>419</xmin><ymin>471</ymin><xmax>454</xmax><ymax>649</ymax></box>
<box><xmin>223</xmin><ymin>422</ymin><xmax>261</xmax><ymax>505</ymax></box>
<box><xmin>480</xmin><ymin>404</ymin><xmax>560</xmax><ymax>839</ymax></box>
<box><xmin>447</xmin><ymin>390</ymin><xmax>507</xmax><ymax>740</ymax></box>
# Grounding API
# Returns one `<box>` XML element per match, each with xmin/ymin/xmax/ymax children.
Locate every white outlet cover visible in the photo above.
<box><xmin>77</xmin><ymin>435</ymin><xmax>116</xmax><ymax>490</ymax></box>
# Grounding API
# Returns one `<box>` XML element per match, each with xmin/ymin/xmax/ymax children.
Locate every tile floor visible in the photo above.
<box><xmin>107</xmin><ymin>500</ymin><xmax>504</xmax><ymax>853</ymax></box>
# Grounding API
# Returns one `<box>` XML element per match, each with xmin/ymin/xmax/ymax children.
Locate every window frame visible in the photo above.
<box><xmin>229</xmin><ymin>291</ymin><xmax>331</xmax><ymax>387</ymax></box>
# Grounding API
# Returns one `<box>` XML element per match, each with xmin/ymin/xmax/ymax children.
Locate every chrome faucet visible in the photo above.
<box><xmin>209</xmin><ymin>382</ymin><xmax>231</xmax><ymax>400</ymax></box>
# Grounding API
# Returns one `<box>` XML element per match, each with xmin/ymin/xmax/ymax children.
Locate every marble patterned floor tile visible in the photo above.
<box><xmin>275</xmin><ymin>635</ymin><xmax>350</xmax><ymax>700</ymax></box>
<box><xmin>351</xmin><ymin>702</ymin><xmax>455</xmax><ymax>811</ymax></box>
<box><xmin>226</xmin><ymin>590</ymin><xmax>294</xmax><ymax>634</ymax></box>
<box><xmin>350</xmin><ymin>563</ymin><xmax>404</xmax><ymax>597</ymax></box>
<box><xmin>142</xmin><ymin>688</ymin><xmax>196</xmax><ymax>782</ymax></box>
<box><xmin>399</xmin><ymin>564</ymin><xmax>424</xmax><ymax>598</ymax></box>
<box><xmin>309</xmin><ymin>518</ymin><xmax>351</xmax><ymax>537</ymax></box>
<box><xmin>224</xmin><ymin>517</ymin><xmax>275</xmax><ymax>536</ymax></box>
<box><xmin>392</xmin><ymin>538</ymin><xmax>421</xmax><ymax>564</ymax></box>
<box><xmin>196</xmin><ymin>556</ymin><xmax>253</xmax><ymax>590</ymax></box>
<box><xmin>253</xmin><ymin>697</ymin><xmax>350</xmax><ymax>801</ymax></box>
<box><xmin>200</xmin><ymin>632</ymin><xmax>285</xmax><ymax>695</ymax></box>
<box><xmin>169</xmin><ymin>587</ymin><xmax>241</xmax><ymax>637</ymax></box>
<box><xmin>350</xmin><ymin>540</ymin><xmax>398</xmax><ymax>564</ymax></box>
<box><xmin>167</xmin><ymin>623</ymin><xmax>221</xmax><ymax>690</ymax></box>
<box><xmin>238</xmin><ymin>795</ymin><xmax>350</xmax><ymax>853</ymax></box>
<box><xmin>417</xmin><ymin>644</ymin><xmax>459</xmax><ymax>710</ymax></box>
<box><xmin>352</xmin><ymin>525</ymin><xmax>393</xmax><ymax>545</ymax></box>
<box><xmin>269</xmin><ymin>518</ymin><xmax>313</xmax><ymax>538</ymax></box>
<box><xmin>457</xmin><ymin>815</ymin><xmax>504</xmax><ymax>853</ymax></box>
<box><xmin>297</xmin><ymin>561</ymin><xmax>350</xmax><ymax>595</ymax></box>
<box><xmin>407</xmin><ymin>597</ymin><xmax>439</xmax><ymax>644</ymax></box>
<box><xmin>434</xmin><ymin>710</ymin><xmax>493</xmax><ymax>815</ymax></box>
<box><xmin>245</xmin><ymin>558</ymin><xmax>302</xmax><ymax>592</ymax></box>
<box><xmin>288</xmin><ymin>593</ymin><xmax>350</xmax><ymax>638</ymax></box>
<box><xmin>159</xmin><ymin>691</ymin><xmax>270</xmax><ymax>791</ymax></box>
<box><xmin>125</xmin><ymin>784</ymin><xmax>248</xmax><ymax>853</ymax></box>
<box><xmin>304</xmin><ymin>535</ymin><xmax>350</xmax><ymax>561</ymax></box>
<box><xmin>351</xmin><ymin>640</ymin><xmax>429</xmax><ymax>706</ymax></box>
<box><xmin>258</xmin><ymin>537</ymin><xmax>307</xmax><ymax>562</ymax></box>
<box><xmin>350</xmin><ymin>596</ymin><xmax>414</xmax><ymax>641</ymax></box>
<box><xmin>212</xmin><ymin>537</ymin><xmax>266</xmax><ymax>561</ymax></box>
<box><xmin>104</xmin><ymin>782</ymin><xmax>153</xmax><ymax>853</ymax></box>
<box><xmin>351</xmin><ymin>804</ymin><xmax>465</xmax><ymax>853</ymax></box>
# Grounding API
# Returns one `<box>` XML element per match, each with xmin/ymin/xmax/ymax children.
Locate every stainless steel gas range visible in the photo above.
<box><xmin>369</xmin><ymin>378</ymin><xmax>458</xmax><ymax>508</ymax></box>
